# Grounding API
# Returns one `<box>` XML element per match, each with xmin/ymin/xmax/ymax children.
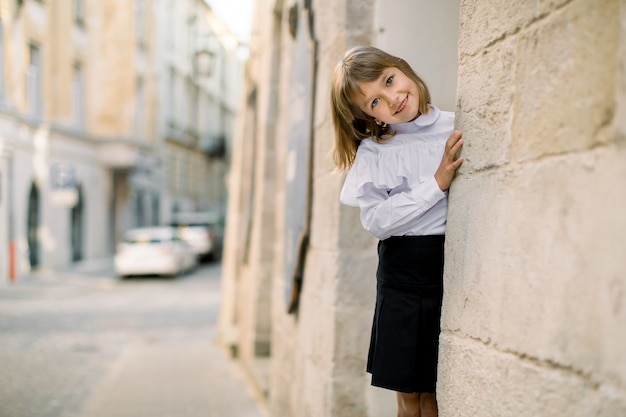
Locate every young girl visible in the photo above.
<box><xmin>330</xmin><ymin>46</ymin><xmax>464</xmax><ymax>417</ymax></box>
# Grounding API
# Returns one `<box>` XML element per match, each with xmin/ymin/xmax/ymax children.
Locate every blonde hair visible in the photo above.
<box><xmin>330</xmin><ymin>46</ymin><xmax>431</xmax><ymax>170</ymax></box>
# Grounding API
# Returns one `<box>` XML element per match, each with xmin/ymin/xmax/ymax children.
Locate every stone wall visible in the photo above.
<box><xmin>218</xmin><ymin>0</ymin><xmax>626</xmax><ymax>416</ymax></box>
<box><xmin>439</xmin><ymin>0</ymin><xmax>626</xmax><ymax>415</ymax></box>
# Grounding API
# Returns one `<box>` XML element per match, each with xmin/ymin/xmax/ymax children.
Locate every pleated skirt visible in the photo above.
<box><xmin>367</xmin><ymin>234</ymin><xmax>445</xmax><ymax>393</ymax></box>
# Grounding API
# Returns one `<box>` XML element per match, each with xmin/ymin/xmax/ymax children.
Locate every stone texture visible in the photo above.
<box><xmin>458</xmin><ymin>0</ymin><xmax>535</xmax><ymax>57</ymax></box>
<box><xmin>456</xmin><ymin>36</ymin><xmax>516</xmax><ymax>171</ymax></box>
<box><xmin>438</xmin><ymin>333</ymin><xmax>626</xmax><ymax>417</ymax></box>
<box><xmin>334</xmin><ymin>304</ymin><xmax>373</xmax><ymax>375</ymax></box>
<box><xmin>445</xmin><ymin>146</ymin><xmax>626</xmax><ymax>386</ymax></box>
<box><xmin>219</xmin><ymin>0</ymin><xmax>626</xmax><ymax>416</ymax></box>
<box><xmin>511</xmin><ymin>0</ymin><xmax>619</xmax><ymax>161</ymax></box>
<box><xmin>442</xmin><ymin>0</ymin><xmax>626</xmax><ymax>414</ymax></box>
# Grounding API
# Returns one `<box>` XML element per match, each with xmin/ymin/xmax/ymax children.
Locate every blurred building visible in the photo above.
<box><xmin>153</xmin><ymin>0</ymin><xmax>241</xmax><ymax>222</ymax></box>
<box><xmin>0</xmin><ymin>0</ymin><xmax>242</xmax><ymax>282</ymax></box>
<box><xmin>219</xmin><ymin>0</ymin><xmax>626</xmax><ymax>416</ymax></box>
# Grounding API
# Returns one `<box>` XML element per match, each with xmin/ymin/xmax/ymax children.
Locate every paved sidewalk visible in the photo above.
<box><xmin>1</xmin><ymin>260</ymin><xmax>267</xmax><ymax>417</ymax></box>
<box><xmin>80</xmin><ymin>338</ymin><xmax>266</xmax><ymax>417</ymax></box>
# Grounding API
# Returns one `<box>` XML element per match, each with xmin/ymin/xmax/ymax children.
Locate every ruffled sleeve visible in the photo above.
<box><xmin>338</xmin><ymin>133</ymin><xmax>448</xmax><ymax>240</ymax></box>
<box><xmin>339</xmin><ymin>138</ymin><xmax>444</xmax><ymax>207</ymax></box>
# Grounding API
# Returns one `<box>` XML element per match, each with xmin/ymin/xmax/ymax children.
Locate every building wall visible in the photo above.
<box><xmin>154</xmin><ymin>0</ymin><xmax>241</xmax><ymax>221</ymax></box>
<box><xmin>219</xmin><ymin>0</ymin><xmax>460</xmax><ymax>415</ymax></box>
<box><xmin>218</xmin><ymin>0</ymin><xmax>281</xmax><ymax>377</ymax></box>
<box><xmin>88</xmin><ymin>0</ymin><xmax>137</xmax><ymax>137</ymax></box>
<box><xmin>0</xmin><ymin>0</ymin><xmax>114</xmax><ymax>277</ymax></box>
<box><xmin>373</xmin><ymin>0</ymin><xmax>460</xmax><ymax>112</ymax></box>
<box><xmin>438</xmin><ymin>0</ymin><xmax>626</xmax><ymax>415</ymax></box>
<box><xmin>0</xmin><ymin>139</ymin><xmax>11</xmax><ymax>284</ymax></box>
<box><xmin>220</xmin><ymin>0</ymin><xmax>626</xmax><ymax>416</ymax></box>
<box><xmin>0</xmin><ymin>0</ymin><xmax>241</xmax><ymax>281</ymax></box>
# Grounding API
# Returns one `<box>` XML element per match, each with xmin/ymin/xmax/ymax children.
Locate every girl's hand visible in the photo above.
<box><xmin>435</xmin><ymin>130</ymin><xmax>464</xmax><ymax>191</ymax></box>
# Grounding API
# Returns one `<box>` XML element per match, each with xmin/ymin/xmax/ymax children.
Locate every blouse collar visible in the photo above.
<box><xmin>390</xmin><ymin>105</ymin><xmax>440</xmax><ymax>134</ymax></box>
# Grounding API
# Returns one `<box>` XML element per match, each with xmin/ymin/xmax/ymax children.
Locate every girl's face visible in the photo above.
<box><xmin>355</xmin><ymin>67</ymin><xmax>421</xmax><ymax>125</ymax></box>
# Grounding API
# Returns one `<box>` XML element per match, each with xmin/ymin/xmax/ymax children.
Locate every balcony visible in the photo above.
<box><xmin>97</xmin><ymin>137</ymin><xmax>152</xmax><ymax>170</ymax></box>
<box><xmin>166</xmin><ymin>120</ymin><xmax>199</xmax><ymax>148</ymax></box>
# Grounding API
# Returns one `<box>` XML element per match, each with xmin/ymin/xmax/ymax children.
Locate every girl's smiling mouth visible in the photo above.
<box><xmin>394</xmin><ymin>96</ymin><xmax>408</xmax><ymax>115</ymax></box>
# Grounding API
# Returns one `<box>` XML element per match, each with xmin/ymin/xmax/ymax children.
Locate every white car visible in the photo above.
<box><xmin>175</xmin><ymin>224</ymin><xmax>216</xmax><ymax>261</ymax></box>
<box><xmin>114</xmin><ymin>227</ymin><xmax>197</xmax><ymax>278</ymax></box>
<box><xmin>170</xmin><ymin>211</ymin><xmax>223</xmax><ymax>261</ymax></box>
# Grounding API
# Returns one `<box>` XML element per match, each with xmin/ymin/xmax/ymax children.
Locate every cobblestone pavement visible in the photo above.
<box><xmin>0</xmin><ymin>261</ymin><xmax>265</xmax><ymax>417</ymax></box>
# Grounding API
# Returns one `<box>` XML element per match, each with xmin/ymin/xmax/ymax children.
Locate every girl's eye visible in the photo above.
<box><xmin>386</xmin><ymin>76</ymin><xmax>394</xmax><ymax>86</ymax></box>
<box><xmin>371</xmin><ymin>98</ymin><xmax>380</xmax><ymax>108</ymax></box>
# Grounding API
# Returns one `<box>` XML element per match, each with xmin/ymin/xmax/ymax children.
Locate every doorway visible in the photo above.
<box><xmin>27</xmin><ymin>182</ymin><xmax>40</xmax><ymax>268</ymax></box>
<box><xmin>71</xmin><ymin>185</ymin><xmax>84</xmax><ymax>262</ymax></box>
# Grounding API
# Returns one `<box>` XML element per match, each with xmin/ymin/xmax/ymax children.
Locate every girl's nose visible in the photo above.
<box><xmin>382</xmin><ymin>91</ymin><xmax>397</xmax><ymax>107</ymax></box>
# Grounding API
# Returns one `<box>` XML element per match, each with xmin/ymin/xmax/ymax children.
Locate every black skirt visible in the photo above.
<box><xmin>367</xmin><ymin>235</ymin><xmax>445</xmax><ymax>393</ymax></box>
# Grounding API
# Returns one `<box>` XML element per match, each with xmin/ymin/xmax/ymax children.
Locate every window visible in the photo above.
<box><xmin>165</xmin><ymin>151</ymin><xmax>176</xmax><ymax>193</ymax></box>
<box><xmin>186</xmin><ymin>79</ymin><xmax>198</xmax><ymax>131</ymax></box>
<box><xmin>191</xmin><ymin>84</ymin><xmax>198</xmax><ymax>134</ymax></box>
<box><xmin>167</xmin><ymin>67</ymin><xmax>175</xmax><ymax>124</ymax></box>
<box><xmin>134</xmin><ymin>0</ymin><xmax>145</xmax><ymax>47</ymax></box>
<box><xmin>27</xmin><ymin>43</ymin><xmax>43</xmax><ymax>119</ymax></box>
<box><xmin>134</xmin><ymin>76</ymin><xmax>144</xmax><ymax>138</ymax></box>
<box><xmin>135</xmin><ymin>189</ymin><xmax>145</xmax><ymax>227</ymax></box>
<box><xmin>179</xmin><ymin>153</ymin><xmax>189</xmax><ymax>194</ymax></box>
<box><xmin>73</xmin><ymin>0</ymin><xmax>85</xmax><ymax>26</ymax></box>
<box><xmin>72</xmin><ymin>63</ymin><xmax>85</xmax><ymax>129</ymax></box>
<box><xmin>151</xmin><ymin>194</ymin><xmax>159</xmax><ymax>226</ymax></box>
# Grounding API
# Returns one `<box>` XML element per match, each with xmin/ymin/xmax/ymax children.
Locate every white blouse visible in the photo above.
<box><xmin>340</xmin><ymin>106</ymin><xmax>454</xmax><ymax>240</ymax></box>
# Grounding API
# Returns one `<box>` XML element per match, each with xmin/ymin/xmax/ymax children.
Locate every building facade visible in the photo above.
<box><xmin>218</xmin><ymin>0</ymin><xmax>626</xmax><ymax>416</ymax></box>
<box><xmin>0</xmin><ymin>0</ymin><xmax>116</xmax><ymax>280</ymax></box>
<box><xmin>153</xmin><ymin>0</ymin><xmax>241</xmax><ymax>221</ymax></box>
<box><xmin>0</xmin><ymin>0</ymin><xmax>241</xmax><ymax>283</ymax></box>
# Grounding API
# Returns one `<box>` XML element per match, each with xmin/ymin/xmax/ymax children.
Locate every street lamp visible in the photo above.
<box><xmin>194</xmin><ymin>48</ymin><xmax>216</xmax><ymax>77</ymax></box>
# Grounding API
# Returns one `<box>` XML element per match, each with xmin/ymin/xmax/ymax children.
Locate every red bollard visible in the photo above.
<box><xmin>9</xmin><ymin>241</ymin><xmax>16</xmax><ymax>283</ymax></box>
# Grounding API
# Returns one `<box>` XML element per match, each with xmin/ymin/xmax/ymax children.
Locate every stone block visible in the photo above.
<box><xmin>438</xmin><ymin>333</ymin><xmax>626</xmax><ymax>417</ymax></box>
<box><xmin>512</xmin><ymin>0</ymin><xmax>619</xmax><ymax>161</ymax></box>
<box><xmin>338</xmin><ymin>204</ymin><xmax>376</xmax><ymax>251</ymax></box>
<box><xmin>330</xmin><ymin>375</ymin><xmax>368</xmax><ymax>417</ymax></box>
<box><xmin>365</xmin><ymin>383</ymin><xmax>396</xmax><ymax>417</ymax></box>
<box><xmin>334</xmin><ymin>304</ymin><xmax>372</xmax><ymax>375</ymax></box>
<box><xmin>299</xmin><ymin>355</ymin><xmax>332</xmax><ymax>417</ymax></box>
<box><xmin>301</xmin><ymin>248</ymin><xmax>338</xmax><ymax>307</ymax></box>
<box><xmin>312</xmin><ymin>103</ymin><xmax>334</xmax><ymax>162</ymax></box>
<box><xmin>456</xmin><ymin>37</ymin><xmax>516</xmax><ymax>171</ymax></box>
<box><xmin>344</xmin><ymin>0</ymin><xmax>375</xmax><ymax>39</ymax></box>
<box><xmin>310</xmin><ymin>172</ymin><xmax>342</xmax><ymax>251</ymax></box>
<box><xmin>298</xmin><ymin>276</ymin><xmax>335</xmax><ymax>368</ymax></box>
<box><xmin>313</xmin><ymin>0</ymin><xmax>347</xmax><ymax>47</ymax></box>
<box><xmin>535</xmin><ymin>0</ymin><xmax>579</xmax><ymax>19</ymax></box>
<box><xmin>336</xmin><ymin>251</ymin><xmax>377</xmax><ymax>307</ymax></box>
<box><xmin>458</xmin><ymin>0</ymin><xmax>534</xmax><ymax>57</ymax></box>
<box><xmin>444</xmin><ymin>146</ymin><xmax>626</xmax><ymax>387</ymax></box>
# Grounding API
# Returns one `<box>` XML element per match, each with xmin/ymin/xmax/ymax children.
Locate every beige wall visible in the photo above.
<box><xmin>219</xmin><ymin>0</ymin><xmax>626</xmax><ymax>416</ymax></box>
<box><xmin>88</xmin><ymin>0</ymin><xmax>142</xmax><ymax>137</ymax></box>
<box><xmin>373</xmin><ymin>0</ymin><xmax>460</xmax><ymax>112</ymax></box>
<box><xmin>439</xmin><ymin>0</ymin><xmax>626</xmax><ymax>415</ymax></box>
